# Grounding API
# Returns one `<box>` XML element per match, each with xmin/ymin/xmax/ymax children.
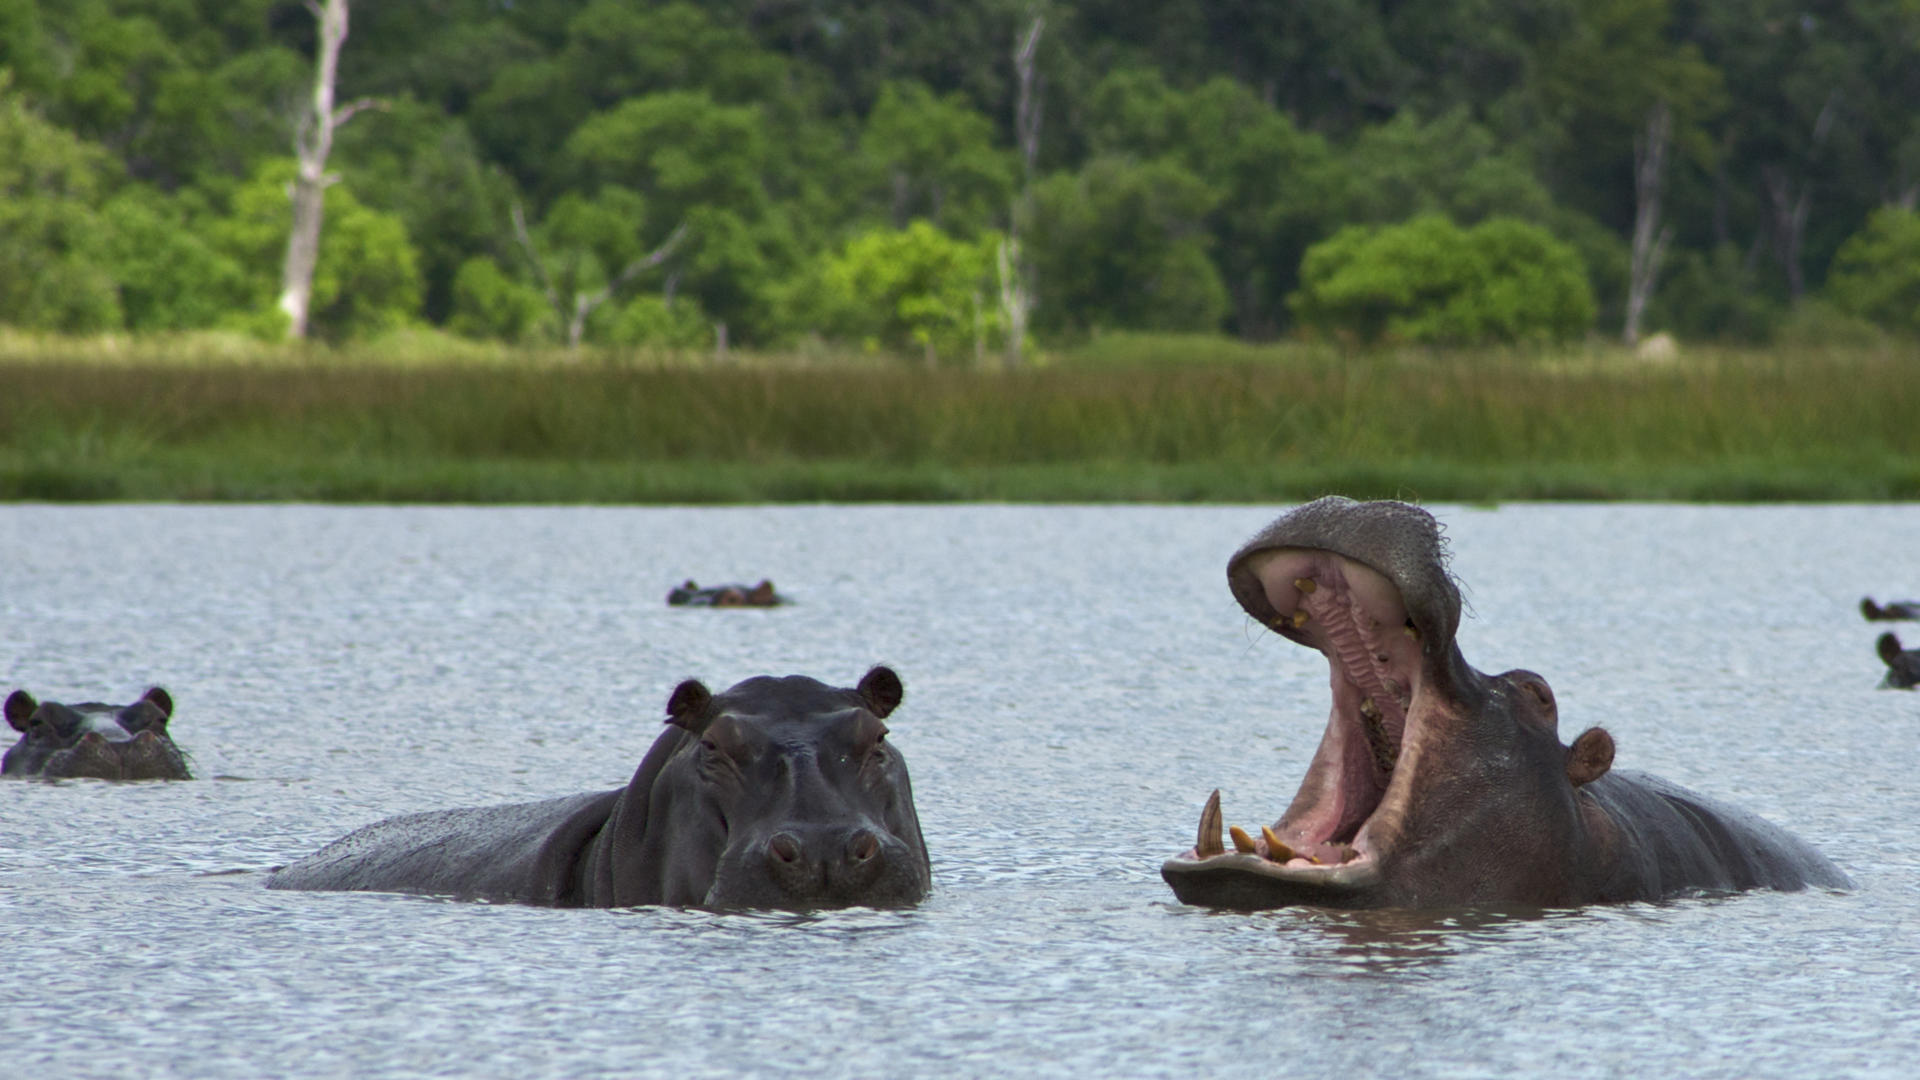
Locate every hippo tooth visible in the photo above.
<box><xmin>1403</xmin><ymin>621</ymin><xmax>1420</xmax><ymax>641</ymax></box>
<box><xmin>1291</xmin><ymin>610</ymin><xmax>1310</xmax><ymax>628</ymax></box>
<box><xmin>1294</xmin><ymin>577</ymin><xmax>1317</xmax><ymax>595</ymax></box>
<box><xmin>1196</xmin><ymin>790</ymin><xmax>1225</xmax><ymax>858</ymax></box>
<box><xmin>1359</xmin><ymin>697</ymin><xmax>1381</xmax><ymax>720</ymax></box>
<box><xmin>1229</xmin><ymin>825</ymin><xmax>1258</xmax><ymax>854</ymax></box>
<box><xmin>1260</xmin><ymin>825</ymin><xmax>1296</xmax><ymax>863</ymax></box>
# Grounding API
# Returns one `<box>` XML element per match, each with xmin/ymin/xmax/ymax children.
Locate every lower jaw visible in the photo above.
<box><xmin>1161</xmin><ymin>853</ymin><xmax>1386</xmax><ymax>910</ymax></box>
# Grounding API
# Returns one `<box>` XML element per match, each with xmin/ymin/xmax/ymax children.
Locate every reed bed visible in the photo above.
<box><xmin>0</xmin><ymin>338</ymin><xmax>1914</xmax><ymax>502</ymax></box>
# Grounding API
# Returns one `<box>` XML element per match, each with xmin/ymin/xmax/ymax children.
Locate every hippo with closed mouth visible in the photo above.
<box><xmin>1878</xmin><ymin>632</ymin><xmax>1919</xmax><ymax>689</ymax></box>
<box><xmin>1161</xmin><ymin>497</ymin><xmax>1849</xmax><ymax>910</ymax></box>
<box><xmin>269</xmin><ymin>667</ymin><xmax>929</xmax><ymax>909</ymax></box>
<box><xmin>4</xmin><ymin>687</ymin><xmax>189</xmax><ymax>780</ymax></box>
<box><xmin>1860</xmin><ymin>597</ymin><xmax>1920</xmax><ymax>621</ymax></box>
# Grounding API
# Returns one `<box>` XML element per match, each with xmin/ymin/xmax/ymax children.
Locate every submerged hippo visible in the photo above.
<box><xmin>1878</xmin><ymin>633</ymin><xmax>1919</xmax><ymax>690</ymax></box>
<box><xmin>667</xmin><ymin>579</ymin><xmax>783</xmax><ymax>607</ymax></box>
<box><xmin>1162</xmin><ymin>498</ymin><xmax>1849</xmax><ymax>910</ymax></box>
<box><xmin>269</xmin><ymin>667</ymin><xmax>929</xmax><ymax>909</ymax></box>
<box><xmin>1862</xmin><ymin>597</ymin><xmax>1920</xmax><ymax>621</ymax></box>
<box><xmin>4</xmin><ymin>687</ymin><xmax>189</xmax><ymax>780</ymax></box>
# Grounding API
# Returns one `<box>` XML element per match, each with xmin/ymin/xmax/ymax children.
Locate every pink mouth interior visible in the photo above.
<box><xmin>1237</xmin><ymin>547</ymin><xmax>1426</xmax><ymax>868</ymax></box>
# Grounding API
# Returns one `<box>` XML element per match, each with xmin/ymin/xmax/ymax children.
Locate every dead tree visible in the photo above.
<box><xmin>279</xmin><ymin>0</ymin><xmax>382</xmax><ymax>340</ymax></box>
<box><xmin>998</xmin><ymin>10</ymin><xmax>1043</xmax><ymax>370</ymax></box>
<box><xmin>1624</xmin><ymin>102</ymin><xmax>1674</xmax><ymax>346</ymax></box>
<box><xmin>511</xmin><ymin>200</ymin><xmax>689</xmax><ymax>350</ymax></box>
<box><xmin>1761</xmin><ymin>90</ymin><xmax>1839</xmax><ymax>304</ymax></box>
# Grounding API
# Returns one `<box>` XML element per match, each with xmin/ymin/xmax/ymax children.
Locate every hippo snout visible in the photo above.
<box><xmin>762</xmin><ymin>826</ymin><xmax>892</xmax><ymax>898</ymax></box>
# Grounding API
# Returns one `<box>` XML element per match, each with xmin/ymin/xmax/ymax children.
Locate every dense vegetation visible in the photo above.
<box><xmin>2</xmin><ymin>338</ymin><xmax>1914</xmax><ymax>502</ymax></box>
<box><xmin>4</xmin><ymin>0</ymin><xmax>1920</xmax><ymax>352</ymax></box>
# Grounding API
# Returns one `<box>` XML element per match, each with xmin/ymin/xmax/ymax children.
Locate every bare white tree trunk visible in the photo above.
<box><xmin>279</xmin><ymin>0</ymin><xmax>381</xmax><ymax>340</ymax></box>
<box><xmin>1624</xmin><ymin>102</ymin><xmax>1674</xmax><ymax>346</ymax></box>
<box><xmin>998</xmin><ymin>11</ymin><xmax>1043</xmax><ymax>370</ymax></box>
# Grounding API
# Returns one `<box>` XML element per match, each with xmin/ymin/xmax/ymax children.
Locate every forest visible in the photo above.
<box><xmin>2</xmin><ymin>0</ymin><xmax>1918</xmax><ymax>359</ymax></box>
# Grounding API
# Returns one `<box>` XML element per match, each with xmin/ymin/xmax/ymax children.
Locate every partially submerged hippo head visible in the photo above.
<box><xmin>271</xmin><ymin>666</ymin><xmax>930</xmax><ymax>909</ymax></box>
<box><xmin>1879</xmin><ymin>632</ymin><xmax>1919</xmax><ymax>690</ymax></box>
<box><xmin>4</xmin><ymin>687</ymin><xmax>189</xmax><ymax>780</ymax></box>
<box><xmin>1161</xmin><ymin>498</ymin><xmax>1617</xmax><ymax>909</ymax></box>
<box><xmin>599</xmin><ymin>666</ymin><xmax>930</xmax><ymax>908</ymax></box>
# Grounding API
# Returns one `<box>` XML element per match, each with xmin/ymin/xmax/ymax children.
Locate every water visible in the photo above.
<box><xmin>2</xmin><ymin>502</ymin><xmax>1916</xmax><ymax>1078</ymax></box>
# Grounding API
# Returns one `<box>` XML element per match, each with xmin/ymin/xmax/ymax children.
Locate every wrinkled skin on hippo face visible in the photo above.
<box><xmin>596</xmin><ymin>667</ymin><xmax>930</xmax><ymax>909</ymax></box>
<box><xmin>4</xmin><ymin>687</ymin><xmax>189</xmax><ymax>780</ymax></box>
<box><xmin>1162</xmin><ymin>498</ymin><xmax>1616</xmax><ymax>909</ymax></box>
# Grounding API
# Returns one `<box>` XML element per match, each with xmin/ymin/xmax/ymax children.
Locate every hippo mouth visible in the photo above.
<box><xmin>1162</xmin><ymin>545</ymin><xmax>1435</xmax><ymax>906</ymax></box>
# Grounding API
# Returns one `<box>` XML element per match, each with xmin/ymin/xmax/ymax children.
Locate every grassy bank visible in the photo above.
<box><xmin>1</xmin><ymin>335</ymin><xmax>1915</xmax><ymax>502</ymax></box>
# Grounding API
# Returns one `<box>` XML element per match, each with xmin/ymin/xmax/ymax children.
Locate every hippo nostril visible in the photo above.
<box><xmin>768</xmin><ymin>833</ymin><xmax>802</xmax><ymax>865</ymax></box>
<box><xmin>849</xmin><ymin>830</ymin><xmax>880</xmax><ymax>863</ymax></box>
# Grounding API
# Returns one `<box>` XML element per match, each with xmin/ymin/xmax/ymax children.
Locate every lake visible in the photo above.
<box><xmin>3</xmin><ymin>502</ymin><xmax>1916</xmax><ymax>1077</ymax></box>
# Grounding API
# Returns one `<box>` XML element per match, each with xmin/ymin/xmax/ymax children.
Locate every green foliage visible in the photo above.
<box><xmin>98</xmin><ymin>187</ymin><xmax>252</xmax><ymax>331</ymax></box>
<box><xmin>1823</xmin><ymin>208</ymin><xmax>1920</xmax><ymax>334</ymax></box>
<box><xmin>209</xmin><ymin>160</ymin><xmax>424</xmax><ymax>342</ymax></box>
<box><xmin>788</xmin><ymin>222</ymin><xmax>1001</xmax><ymax>363</ymax></box>
<box><xmin>1648</xmin><ymin>244</ymin><xmax>1783</xmax><ymax>343</ymax></box>
<box><xmin>1291</xmin><ymin>215</ymin><xmax>1596</xmax><ymax>345</ymax></box>
<box><xmin>1028</xmin><ymin>156</ymin><xmax>1228</xmax><ymax>336</ymax></box>
<box><xmin>860</xmin><ymin>81</ymin><xmax>1015</xmax><ymax>238</ymax></box>
<box><xmin>0</xmin><ymin>84</ymin><xmax>122</xmax><ymax>331</ymax></box>
<box><xmin>1080</xmin><ymin>69</ymin><xmax>1340</xmax><ymax>337</ymax></box>
<box><xmin>602</xmin><ymin>295</ymin><xmax>712</xmax><ymax>349</ymax></box>
<box><xmin>447</xmin><ymin>257</ymin><xmax>554</xmax><ymax>343</ymax></box>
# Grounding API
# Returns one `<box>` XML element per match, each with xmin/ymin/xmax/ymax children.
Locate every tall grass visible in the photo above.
<box><xmin>0</xmin><ymin>336</ymin><xmax>1914</xmax><ymax>502</ymax></box>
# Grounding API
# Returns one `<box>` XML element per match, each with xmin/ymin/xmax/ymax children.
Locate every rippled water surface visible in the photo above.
<box><xmin>3</xmin><ymin>503</ymin><xmax>1917</xmax><ymax>1078</ymax></box>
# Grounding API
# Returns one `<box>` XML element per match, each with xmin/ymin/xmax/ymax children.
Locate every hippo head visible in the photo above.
<box><xmin>602</xmin><ymin>667</ymin><xmax>930</xmax><ymax>909</ymax></box>
<box><xmin>3</xmin><ymin>687</ymin><xmax>190</xmax><ymax>780</ymax></box>
<box><xmin>1161</xmin><ymin>498</ymin><xmax>1614</xmax><ymax>909</ymax></box>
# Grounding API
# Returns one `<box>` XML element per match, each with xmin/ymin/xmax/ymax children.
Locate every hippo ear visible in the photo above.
<box><xmin>1566</xmin><ymin>727</ymin><xmax>1615</xmax><ymax>788</ymax></box>
<box><xmin>5</xmin><ymin>691</ymin><xmax>36</xmax><ymax>733</ymax></box>
<box><xmin>1880</xmin><ymin>632</ymin><xmax>1904</xmax><ymax>665</ymax></box>
<box><xmin>142</xmin><ymin>687</ymin><xmax>173</xmax><ymax>718</ymax></box>
<box><xmin>664</xmin><ymin>679</ymin><xmax>712</xmax><ymax>730</ymax></box>
<box><xmin>857</xmin><ymin>666</ymin><xmax>904</xmax><ymax>719</ymax></box>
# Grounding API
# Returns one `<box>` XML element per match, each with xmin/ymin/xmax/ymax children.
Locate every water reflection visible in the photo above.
<box><xmin>1265</xmin><ymin>904</ymin><xmax>1570</xmax><ymax>975</ymax></box>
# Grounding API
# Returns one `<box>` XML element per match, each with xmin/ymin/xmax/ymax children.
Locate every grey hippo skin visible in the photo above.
<box><xmin>4</xmin><ymin>687</ymin><xmax>189</xmax><ymax>780</ymax></box>
<box><xmin>269</xmin><ymin>667</ymin><xmax>930</xmax><ymax>909</ymax></box>
<box><xmin>1878</xmin><ymin>633</ymin><xmax>1920</xmax><ymax>689</ymax></box>
<box><xmin>1161</xmin><ymin>497</ymin><xmax>1850</xmax><ymax>910</ymax></box>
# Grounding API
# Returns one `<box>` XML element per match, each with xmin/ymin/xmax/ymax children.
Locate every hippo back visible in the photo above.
<box><xmin>268</xmin><ymin>791</ymin><xmax>621</xmax><ymax>904</ymax></box>
<box><xmin>1584</xmin><ymin>770</ymin><xmax>1851</xmax><ymax>900</ymax></box>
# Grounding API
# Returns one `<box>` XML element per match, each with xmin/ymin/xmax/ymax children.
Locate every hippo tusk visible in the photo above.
<box><xmin>1260</xmin><ymin>825</ymin><xmax>1296</xmax><ymax>863</ymax></box>
<box><xmin>1294</xmin><ymin>577</ymin><xmax>1317</xmax><ymax>594</ymax></box>
<box><xmin>1229</xmin><ymin>825</ymin><xmax>1258</xmax><ymax>854</ymax></box>
<box><xmin>1291</xmin><ymin>610</ymin><xmax>1310</xmax><ymax>628</ymax></box>
<box><xmin>1195</xmin><ymin>790</ymin><xmax>1225</xmax><ymax>858</ymax></box>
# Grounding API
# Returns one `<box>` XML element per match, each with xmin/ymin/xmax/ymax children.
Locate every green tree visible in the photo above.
<box><xmin>860</xmin><ymin>81</ymin><xmax>1015</xmax><ymax>237</ymax></box>
<box><xmin>1026</xmin><ymin>155</ymin><xmax>1227</xmax><ymax>335</ymax></box>
<box><xmin>208</xmin><ymin>159</ymin><xmax>423</xmax><ymax>341</ymax></box>
<box><xmin>1823</xmin><ymin>207</ymin><xmax>1920</xmax><ymax>335</ymax></box>
<box><xmin>787</xmin><ymin>221</ymin><xmax>1002</xmax><ymax>364</ymax></box>
<box><xmin>1081</xmin><ymin>68</ymin><xmax>1340</xmax><ymax>337</ymax></box>
<box><xmin>446</xmin><ymin>256</ymin><xmax>554</xmax><ymax>343</ymax></box>
<box><xmin>1291</xmin><ymin>214</ymin><xmax>1595</xmax><ymax>345</ymax></box>
<box><xmin>0</xmin><ymin>83</ymin><xmax>122</xmax><ymax>331</ymax></box>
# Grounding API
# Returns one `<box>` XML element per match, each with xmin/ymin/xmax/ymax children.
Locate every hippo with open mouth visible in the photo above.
<box><xmin>1162</xmin><ymin>498</ymin><xmax>1850</xmax><ymax>910</ymax></box>
<box><xmin>4</xmin><ymin>687</ymin><xmax>189</xmax><ymax>780</ymax></box>
<box><xmin>269</xmin><ymin>666</ymin><xmax>929</xmax><ymax>909</ymax></box>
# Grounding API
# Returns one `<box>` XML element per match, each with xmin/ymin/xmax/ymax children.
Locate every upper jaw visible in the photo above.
<box><xmin>1169</xmin><ymin>502</ymin><xmax>1464</xmax><ymax>906</ymax></box>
